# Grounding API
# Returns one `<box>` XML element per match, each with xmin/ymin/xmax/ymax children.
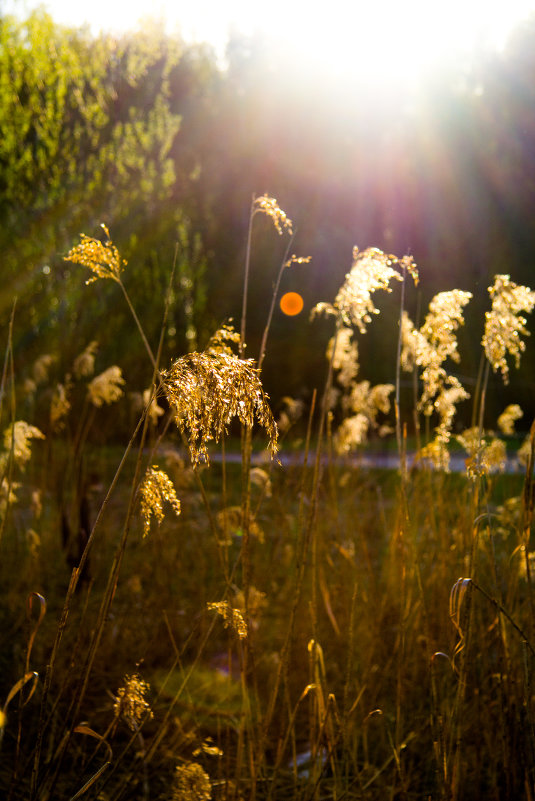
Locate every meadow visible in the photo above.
<box><xmin>1</xmin><ymin>197</ymin><xmax>535</xmax><ymax>801</ymax></box>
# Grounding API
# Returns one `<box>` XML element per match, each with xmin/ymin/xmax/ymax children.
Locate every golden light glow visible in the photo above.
<box><xmin>280</xmin><ymin>292</ymin><xmax>304</xmax><ymax>316</ymax></box>
<box><xmin>12</xmin><ymin>1</ymin><xmax>534</xmax><ymax>91</ymax></box>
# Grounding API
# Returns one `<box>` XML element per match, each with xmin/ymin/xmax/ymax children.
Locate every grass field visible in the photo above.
<box><xmin>1</xmin><ymin>201</ymin><xmax>535</xmax><ymax>800</ymax></box>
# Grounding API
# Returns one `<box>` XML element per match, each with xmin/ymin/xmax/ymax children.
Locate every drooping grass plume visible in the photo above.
<box><xmin>253</xmin><ymin>194</ymin><xmax>293</xmax><ymax>235</ymax></box>
<box><xmin>162</xmin><ymin>350</ymin><xmax>277</xmax><ymax>466</ymax></box>
<box><xmin>139</xmin><ymin>465</ymin><xmax>181</xmax><ymax>537</ymax></box>
<box><xmin>3</xmin><ymin>421</ymin><xmax>45</xmax><ymax>468</ymax></box>
<box><xmin>207</xmin><ymin>600</ymin><xmax>248</xmax><ymax>640</ymax></box>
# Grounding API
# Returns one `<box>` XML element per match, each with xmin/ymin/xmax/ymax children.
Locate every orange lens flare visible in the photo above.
<box><xmin>280</xmin><ymin>292</ymin><xmax>304</xmax><ymax>316</ymax></box>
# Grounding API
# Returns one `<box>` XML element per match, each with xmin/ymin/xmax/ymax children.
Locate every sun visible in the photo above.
<box><xmin>250</xmin><ymin>0</ymin><xmax>535</xmax><ymax>89</ymax></box>
<box><xmin>9</xmin><ymin>0</ymin><xmax>534</xmax><ymax>91</ymax></box>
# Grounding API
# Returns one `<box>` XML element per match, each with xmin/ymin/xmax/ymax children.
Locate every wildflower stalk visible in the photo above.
<box><xmin>118</xmin><ymin>277</ymin><xmax>158</xmax><ymax>372</ymax></box>
<box><xmin>395</xmin><ymin>260</ymin><xmax>407</xmax><ymax>480</ymax></box>
<box><xmin>240</xmin><ymin>194</ymin><xmax>256</xmax><ymax>359</ymax></box>
<box><xmin>35</xmin><ymin>247</ymin><xmax>178</xmax><ymax>799</ymax></box>
<box><xmin>257</xmin><ymin>233</ymin><xmax>295</xmax><ymax>371</ymax></box>
<box><xmin>0</xmin><ymin>301</ymin><xmax>17</xmax><ymax>545</ymax></box>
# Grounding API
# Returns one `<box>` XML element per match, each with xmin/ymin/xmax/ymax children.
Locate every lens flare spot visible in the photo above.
<box><xmin>280</xmin><ymin>292</ymin><xmax>304</xmax><ymax>316</ymax></box>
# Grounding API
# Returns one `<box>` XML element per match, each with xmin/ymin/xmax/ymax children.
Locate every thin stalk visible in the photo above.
<box><xmin>0</xmin><ymin>301</ymin><xmax>17</xmax><ymax>545</ymax></box>
<box><xmin>395</xmin><ymin>263</ymin><xmax>407</xmax><ymax>481</ymax></box>
<box><xmin>240</xmin><ymin>194</ymin><xmax>256</xmax><ymax>359</ymax></box>
<box><xmin>257</xmin><ymin>232</ymin><xmax>295</xmax><ymax>371</ymax></box>
<box><xmin>118</xmin><ymin>278</ymin><xmax>158</xmax><ymax>373</ymax></box>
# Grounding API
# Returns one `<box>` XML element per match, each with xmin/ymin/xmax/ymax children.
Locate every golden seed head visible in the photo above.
<box><xmin>3</xmin><ymin>421</ymin><xmax>45</xmax><ymax>468</ymax></box>
<box><xmin>285</xmin><ymin>254</ymin><xmax>312</xmax><ymax>268</ymax></box>
<box><xmin>88</xmin><ymin>366</ymin><xmax>125</xmax><ymax>407</ymax></box>
<box><xmin>497</xmin><ymin>404</ymin><xmax>523</xmax><ymax>436</ymax></box>
<box><xmin>419</xmin><ymin>437</ymin><xmax>451</xmax><ymax>472</ymax></box>
<box><xmin>113</xmin><ymin>673</ymin><xmax>153</xmax><ymax>731</ymax></box>
<box><xmin>334</xmin><ymin>247</ymin><xmax>415</xmax><ymax>333</ymax></box>
<box><xmin>65</xmin><ymin>224</ymin><xmax>125</xmax><ymax>284</ymax></box>
<box><xmin>254</xmin><ymin>194</ymin><xmax>293</xmax><ymax>235</ymax></box>
<box><xmin>50</xmin><ymin>383</ymin><xmax>71</xmax><ymax>431</ymax></box>
<box><xmin>402</xmin><ymin>290</ymin><xmax>472</xmax><ymax>425</ymax></box>
<box><xmin>456</xmin><ymin>427</ymin><xmax>507</xmax><ymax>477</ymax></box>
<box><xmin>172</xmin><ymin>762</ymin><xmax>212</xmax><ymax>801</ymax></box>
<box><xmin>139</xmin><ymin>466</ymin><xmax>181</xmax><ymax>537</ymax></box>
<box><xmin>205</xmin><ymin>323</ymin><xmax>241</xmax><ymax>357</ymax></box>
<box><xmin>73</xmin><ymin>341</ymin><xmax>99</xmax><ymax>378</ymax></box>
<box><xmin>334</xmin><ymin>413</ymin><xmax>370</xmax><ymax>453</ymax></box>
<box><xmin>277</xmin><ymin>395</ymin><xmax>304</xmax><ymax>433</ymax></box>
<box><xmin>32</xmin><ymin>353</ymin><xmax>55</xmax><ymax>385</ymax></box>
<box><xmin>482</xmin><ymin>274</ymin><xmax>535</xmax><ymax>384</ymax></box>
<box><xmin>207</xmin><ymin>600</ymin><xmax>248</xmax><ymax>639</ymax></box>
<box><xmin>162</xmin><ymin>351</ymin><xmax>277</xmax><ymax>466</ymax></box>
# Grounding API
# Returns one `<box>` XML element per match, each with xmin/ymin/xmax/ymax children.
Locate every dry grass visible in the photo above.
<box><xmin>1</xmin><ymin>204</ymin><xmax>535</xmax><ymax>800</ymax></box>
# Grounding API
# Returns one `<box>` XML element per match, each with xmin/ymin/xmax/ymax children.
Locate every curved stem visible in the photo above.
<box><xmin>240</xmin><ymin>195</ymin><xmax>256</xmax><ymax>359</ymax></box>
<box><xmin>257</xmin><ymin>232</ymin><xmax>295</xmax><ymax>371</ymax></box>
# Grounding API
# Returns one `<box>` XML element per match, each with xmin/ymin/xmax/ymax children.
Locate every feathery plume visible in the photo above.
<box><xmin>139</xmin><ymin>466</ymin><xmax>181</xmax><ymax>537</ymax></box>
<box><xmin>162</xmin><ymin>351</ymin><xmax>277</xmax><ymax>466</ymax></box>
<box><xmin>483</xmin><ymin>274</ymin><xmax>535</xmax><ymax>384</ymax></box>
<box><xmin>88</xmin><ymin>366</ymin><xmax>125</xmax><ymax>407</ymax></box>
<box><xmin>65</xmin><ymin>224</ymin><xmax>125</xmax><ymax>284</ymax></box>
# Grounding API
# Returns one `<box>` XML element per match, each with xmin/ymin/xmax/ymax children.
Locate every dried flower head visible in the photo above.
<box><xmin>32</xmin><ymin>354</ymin><xmax>55</xmax><ymax>385</ymax></box>
<box><xmin>254</xmin><ymin>194</ymin><xmax>292</xmax><ymax>235</ymax></box>
<box><xmin>277</xmin><ymin>395</ymin><xmax>304</xmax><ymax>433</ymax></box>
<box><xmin>285</xmin><ymin>254</ymin><xmax>312</xmax><ymax>268</ymax></box>
<box><xmin>65</xmin><ymin>224</ymin><xmax>125</xmax><ymax>284</ymax></box>
<box><xmin>216</xmin><ymin>505</ymin><xmax>264</xmax><ymax>544</ymax></box>
<box><xmin>456</xmin><ymin>427</ymin><xmax>507</xmax><ymax>477</ymax></box>
<box><xmin>401</xmin><ymin>291</ymin><xmax>471</xmax><ymax>469</ymax></box>
<box><xmin>88</xmin><ymin>366</ymin><xmax>125</xmax><ymax>407</ymax></box>
<box><xmin>3</xmin><ymin>421</ymin><xmax>45</xmax><ymax>468</ymax></box>
<box><xmin>249</xmin><ymin>466</ymin><xmax>272</xmax><ymax>497</ymax></box>
<box><xmin>482</xmin><ymin>274</ymin><xmax>535</xmax><ymax>384</ymax></box>
<box><xmin>162</xmin><ymin>352</ymin><xmax>277</xmax><ymax>466</ymax></box>
<box><xmin>497</xmin><ymin>404</ymin><xmax>523</xmax><ymax>436</ymax></box>
<box><xmin>418</xmin><ymin>436</ymin><xmax>451</xmax><ymax>472</ymax></box>
<box><xmin>50</xmin><ymin>383</ymin><xmax>71</xmax><ymax>431</ymax></box>
<box><xmin>73</xmin><ymin>341</ymin><xmax>98</xmax><ymax>378</ymax></box>
<box><xmin>172</xmin><ymin>762</ymin><xmax>211</xmax><ymax>801</ymax></box>
<box><xmin>234</xmin><ymin>585</ymin><xmax>267</xmax><ymax>630</ymax></box>
<box><xmin>206</xmin><ymin>324</ymin><xmax>241</xmax><ymax>357</ymax></box>
<box><xmin>334</xmin><ymin>413</ymin><xmax>370</xmax><ymax>453</ymax></box>
<box><xmin>113</xmin><ymin>673</ymin><xmax>153</xmax><ymax>731</ymax></box>
<box><xmin>139</xmin><ymin>466</ymin><xmax>181</xmax><ymax>537</ymax></box>
<box><xmin>334</xmin><ymin>248</ymin><xmax>415</xmax><ymax>333</ymax></box>
<box><xmin>207</xmin><ymin>601</ymin><xmax>247</xmax><ymax>639</ymax></box>
<box><xmin>413</xmin><ymin>290</ymin><xmax>472</xmax><ymax>413</ymax></box>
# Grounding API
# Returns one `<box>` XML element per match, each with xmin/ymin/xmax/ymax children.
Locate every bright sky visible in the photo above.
<box><xmin>6</xmin><ymin>0</ymin><xmax>535</xmax><ymax>85</ymax></box>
